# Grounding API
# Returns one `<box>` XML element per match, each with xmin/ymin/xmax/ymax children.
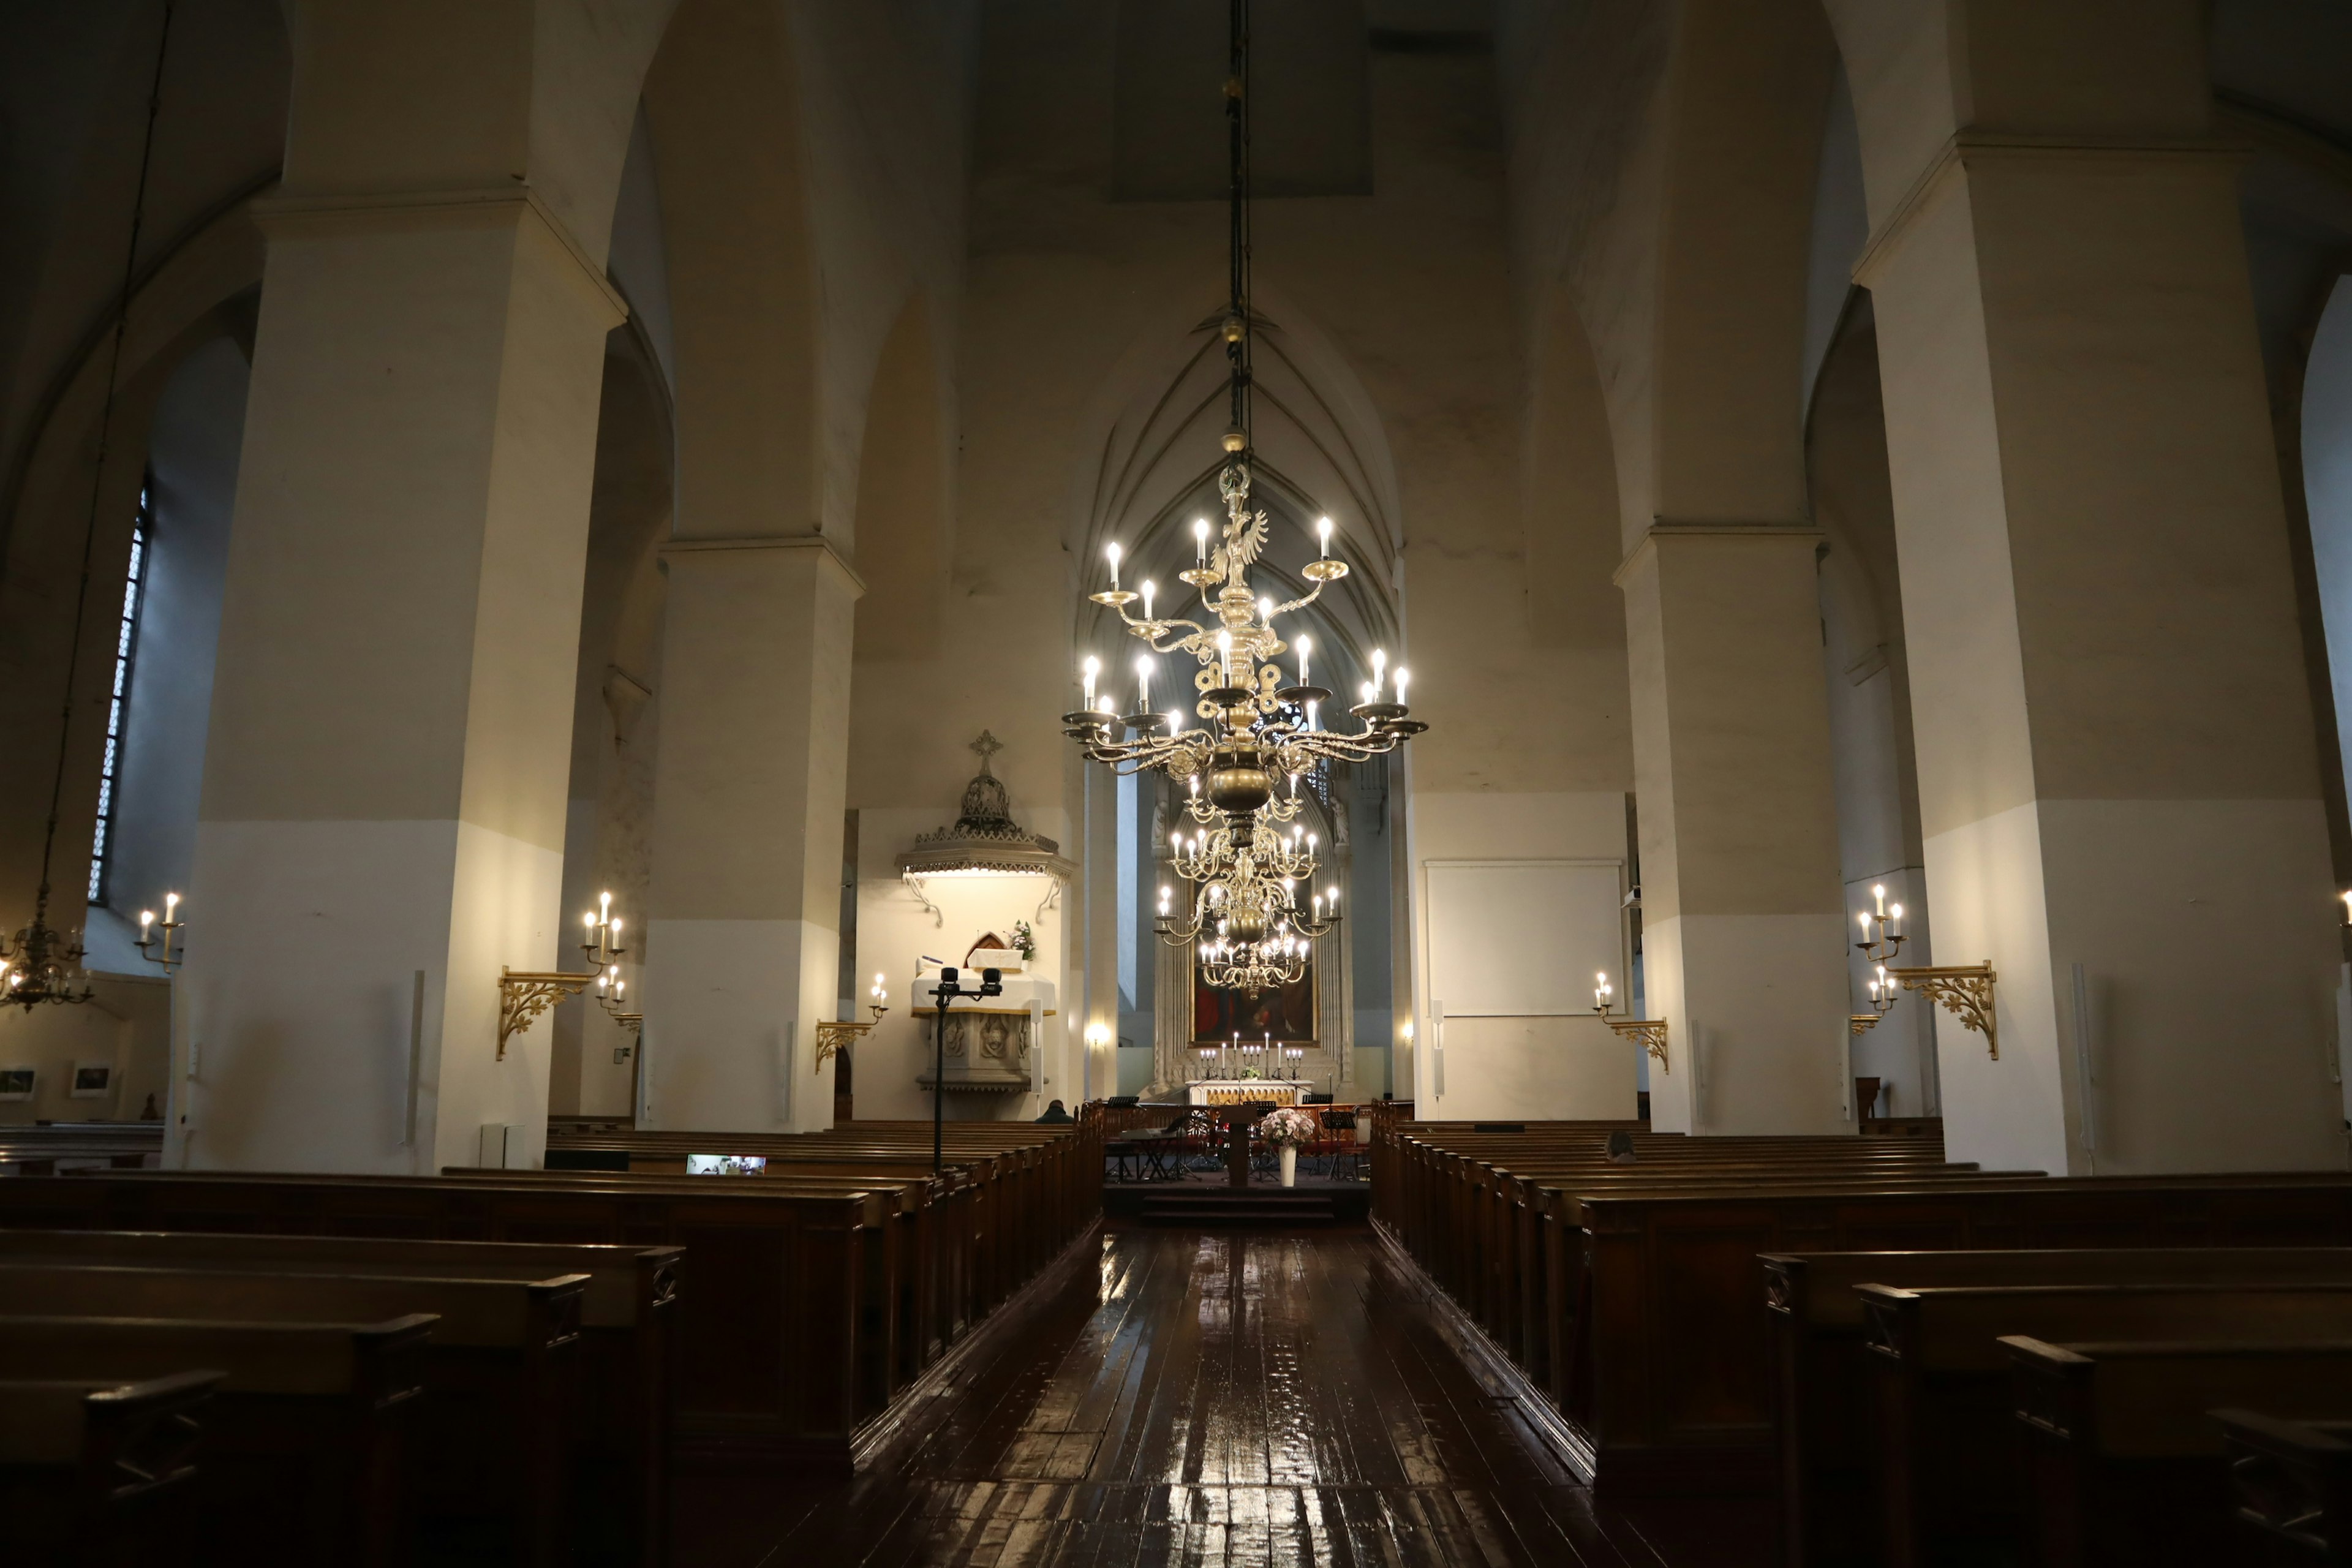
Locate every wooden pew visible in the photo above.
<box><xmin>0</xmin><ymin>1369</ymin><xmax>219</xmax><ymax>1567</ymax></box>
<box><xmin>1373</xmin><ymin>1134</ymin><xmax>2352</xmax><ymax>1496</ymax></box>
<box><xmin>1766</xmin><ymin>1247</ymin><xmax>2352</xmax><ymax>1567</ymax></box>
<box><xmin>1862</xmin><ymin>1281</ymin><xmax>2352</xmax><ymax>1567</ymax></box>
<box><xmin>0</xmin><ymin>1311</ymin><xmax>434</xmax><ymax>1568</ymax></box>
<box><xmin>0</xmin><ymin>1229</ymin><xmax>676</xmax><ymax>1568</ymax></box>
<box><xmin>0</xmin><ymin>1170</ymin><xmax>974</xmax><ymax>1477</ymax></box>
<box><xmin>2008</xmin><ymin>1338</ymin><xmax>2352</xmax><ymax>1568</ymax></box>
<box><xmin>2217</xmin><ymin>1408</ymin><xmax>2352</xmax><ymax>1565</ymax></box>
<box><xmin>0</xmin><ymin>1264</ymin><xmax>585</xmax><ymax>1567</ymax></box>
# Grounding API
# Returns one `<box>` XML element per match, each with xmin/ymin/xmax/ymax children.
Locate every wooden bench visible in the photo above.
<box><xmin>0</xmin><ymin>1370</ymin><xmax>219</xmax><ymax>1566</ymax></box>
<box><xmin>0</xmin><ymin>1229</ymin><xmax>676</xmax><ymax>1568</ymax></box>
<box><xmin>0</xmin><ymin>1264</ymin><xmax>585</xmax><ymax>1567</ymax></box>
<box><xmin>1862</xmin><ymin>1281</ymin><xmax>2352</xmax><ymax>1566</ymax></box>
<box><xmin>1765</xmin><ymin>1247</ymin><xmax>2352</xmax><ymax>1567</ymax></box>
<box><xmin>0</xmin><ymin>1166</ymin><xmax>1078</xmax><ymax>1477</ymax></box>
<box><xmin>0</xmin><ymin>1311</ymin><xmax>434</xmax><ymax>1567</ymax></box>
<box><xmin>2217</xmin><ymin>1408</ymin><xmax>2352</xmax><ymax>1565</ymax></box>
<box><xmin>1372</xmin><ymin>1142</ymin><xmax>2352</xmax><ymax>1496</ymax></box>
<box><xmin>2008</xmin><ymin>1338</ymin><xmax>2352</xmax><ymax>1568</ymax></box>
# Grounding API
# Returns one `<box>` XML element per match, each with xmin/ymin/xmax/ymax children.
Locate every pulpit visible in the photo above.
<box><xmin>914</xmin><ymin>968</ymin><xmax>1056</xmax><ymax>1096</ymax></box>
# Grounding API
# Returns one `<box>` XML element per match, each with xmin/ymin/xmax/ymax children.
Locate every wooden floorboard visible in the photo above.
<box><xmin>676</xmin><ymin>1225</ymin><xmax>1773</xmax><ymax>1567</ymax></box>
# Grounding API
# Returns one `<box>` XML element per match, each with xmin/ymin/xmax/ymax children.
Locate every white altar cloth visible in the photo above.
<box><xmin>1185</xmin><ymin>1080</ymin><xmax>1313</xmax><ymax>1107</ymax></box>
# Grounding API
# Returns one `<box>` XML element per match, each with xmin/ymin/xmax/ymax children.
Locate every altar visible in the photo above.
<box><xmin>1186</xmin><ymin>1080</ymin><xmax>1313</xmax><ymax>1107</ymax></box>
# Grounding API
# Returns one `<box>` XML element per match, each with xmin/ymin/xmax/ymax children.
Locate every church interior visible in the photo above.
<box><xmin>8</xmin><ymin>0</ymin><xmax>2352</xmax><ymax>1562</ymax></box>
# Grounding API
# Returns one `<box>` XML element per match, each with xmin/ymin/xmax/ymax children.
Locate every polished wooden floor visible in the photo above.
<box><xmin>674</xmin><ymin>1224</ymin><xmax>1770</xmax><ymax>1566</ymax></box>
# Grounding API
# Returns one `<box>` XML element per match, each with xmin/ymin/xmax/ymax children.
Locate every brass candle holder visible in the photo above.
<box><xmin>815</xmin><ymin>974</ymin><xmax>889</xmax><ymax>1074</ymax></box>
<box><xmin>1594</xmin><ymin>971</ymin><xmax>1670</xmax><ymax>1072</ymax></box>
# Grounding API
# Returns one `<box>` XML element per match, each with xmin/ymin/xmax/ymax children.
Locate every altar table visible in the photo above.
<box><xmin>1186</xmin><ymin>1080</ymin><xmax>1311</xmax><ymax>1107</ymax></box>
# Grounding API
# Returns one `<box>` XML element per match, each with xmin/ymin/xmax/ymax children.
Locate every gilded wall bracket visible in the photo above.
<box><xmin>1890</xmin><ymin>963</ymin><xmax>1999</xmax><ymax>1059</ymax></box>
<box><xmin>497</xmin><ymin>968</ymin><xmax>596</xmax><ymax>1060</ymax></box>
<box><xmin>815</xmin><ymin>1003</ymin><xmax>889</xmax><ymax>1074</ymax></box>
<box><xmin>1605</xmin><ymin>1017</ymin><xmax>1670</xmax><ymax>1074</ymax></box>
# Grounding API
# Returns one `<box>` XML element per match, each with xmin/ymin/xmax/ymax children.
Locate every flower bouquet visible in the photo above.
<box><xmin>1258</xmin><ymin>1107</ymin><xmax>1319</xmax><ymax>1149</ymax></box>
<box><xmin>1258</xmin><ymin>1105</ymin><xmax>1320</xmax><ymax>1188</ymax></box>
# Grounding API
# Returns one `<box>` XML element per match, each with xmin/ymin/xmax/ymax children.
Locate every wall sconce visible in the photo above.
<box><xmin>1856</xmin><ymin>884</ymin><xmax>1905</xmax><ymax>965</ymax></box>
<box><xmin>1850</xmin><ymin>962</ymin><xmax>1895</xmax><ymax>1037</ymax></box>
<box><xmin>1889</xmin><ymin>963</ymin><xmax>1999</xmax><ymax>1058</ymax></box>
<box><xmin>815</xmin><ymin>973</ymin><xmax>889</xmax><ymax>1075</ymax></box>
<box><xmin>1084</xmin><ymin>1022</ymin><xmax>1112</xmax><ymax>1050</ymax></box>
<box><xmin>1594</xmin><ymin>971</ymin><xmax>1670</xmax><ymax>1072</ymax></box>
<box><xmin>497</xmin><ymin>894</ymin><xmax>634</xmax><ymax>1060</ymax></box>
<box><xmin>135</xmin><ymin>892</ymin><xmax>186</xmax><ymax>973</ymax></box>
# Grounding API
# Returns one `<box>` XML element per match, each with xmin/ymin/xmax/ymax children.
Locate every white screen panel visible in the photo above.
<box><xmin>1426</xmin><ymin>859</ymin><xmax>1623</xmax><ymax>1017</ymax></box>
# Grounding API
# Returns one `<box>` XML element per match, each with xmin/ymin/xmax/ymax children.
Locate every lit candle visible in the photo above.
<box><xmin>1135</xmin><ymin>655</ymin><xmax>1153</xmax><ymax>711</ymax></box>
<box><xmin>1858</xmin><ymin>911</ymin><xmax>1872</xmax><ymax>935</ymax></box>
<box><xmin>1169</xmin><ymin>709</ymin><xmax>1185</xmax><ymax>735</ymax></box>
<box><xmin>1216</xmin><ymin>630</ymin><xmax>1234</xmax><ymax>682</ymax></box>
<box><xmin>1259</xmin><ymin>597</ymin><xmax>1273</xmax><ymax>625</ymax></box>
<box><xmin>1097</xmin><ymin>695</ymin><xmax>1116</xmax><ymax>716</ymax></box>
<box><xmin>1296</xmin><ymin>634</ymin><xmax>1311</xmax><ymax>687</ymax></box>
<box><xmin>1873</xmin><ymin>884</ymin><xmax>1885</xmax><ymax>917</ymax></box>
<box><xmin>1106</xmin><ymin>541</ymin><xmax>1121</xmax><ymax>590</ymax></box>
<box><xmin>1393</xmin><ymin>668</ymin><xmax>1410</xmax><ymax>704</ymax></box>
<box><xmin>1325</xmin><ymin>887</ymin><xmax>1336</xmax><ymax>908</ymax></box>
<box><xmin>1082</xmin><ymin>655</ymin><xmax>1098</xmax><ymax>707</ymax></box>
<box><xmin>1888</xmin><ymin>903</ymin><xmax>1902</xmax><ymax>937</ymax></box>
<box><xmin>1194</xmin><ymin>517</ymin><xmax>1210</xmax><ymax>562</ymax></box>
<box><xmin>1142</xmin><ymin>580</ymin><xmax>1156</xmax><ymax>620</ymax></box>
<box><xmin>1360</xmin><ymin>682</ymin><xmax>1374</xmax><ymax>706</ymax></box>
<box><xmin>139</xmin><ymin>910</ymin><xmax>154</xmax><ymax>937</ymax></box>
<box><xmin>1307</xmin><ymin>834</ymin><xmax>1316</xmax><ymax>854</ymax></box>
<box><xmin>1305</xmin><ymin>699</ymin><xmax>1317</xmax><ymax>731</ymax></box>
<box><xmin>165</xmin><ymin>892</ymin><xmax>180</xmax><ymax>921</ymax></box>
<box><xmin>1371</xmin><ymin>648</ymin><xmax>1387</xmax><ymax>697</ymax></box>
<box><xmin>1159</xmin><ymin>886</ymin><xmax>1172</xmax><ymax>916</ymax></box>
<box><xmin>1317</xmin><ymin>516</ymin><xmax>1332</xmax><ymax>559</ymax></box>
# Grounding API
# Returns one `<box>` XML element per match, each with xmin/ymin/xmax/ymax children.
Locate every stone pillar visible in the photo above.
<box><xmin>1616</xmin><ymin>526</ymin><xmax>1851</xmax><ymax>1134</ymax></box>
<box><xmin>641</xmin><ymin>539</ymin><xmax>861</xmax><ymax>1133</ymax></box>
<box><xmin>181</xmin><ymin>202</ymin><xmax>622</xmax><ymax>1175</ymax></box>
<box><xmin>1860</xmin><ymin>140</ymin><xmax>2343</xmax><ymax>1174</ymax></box>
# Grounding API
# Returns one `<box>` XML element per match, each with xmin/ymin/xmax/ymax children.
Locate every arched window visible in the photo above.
<box><xmin>88</xmin><ymin>478</ymin><xmax>153</xmax><ymax>906</ymax></box>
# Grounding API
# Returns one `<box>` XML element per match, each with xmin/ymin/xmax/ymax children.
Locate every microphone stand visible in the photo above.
<box><xmin>930</xmin><ymin>965</ymin><xmax>1004</xmax><ymax>1174</ymax></box>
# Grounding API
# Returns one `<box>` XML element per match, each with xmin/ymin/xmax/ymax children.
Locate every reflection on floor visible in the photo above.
<box><xmin>674</xmin><ymin>1224</ymin><xmax>1770</xmax><ymax>1566</ymax></box>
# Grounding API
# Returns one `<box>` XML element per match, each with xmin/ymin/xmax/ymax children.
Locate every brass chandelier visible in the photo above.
<box><xmin>1060</xmin><ymin>0</ymin><xmax>1421</xmax><ymax>992</ymax></box>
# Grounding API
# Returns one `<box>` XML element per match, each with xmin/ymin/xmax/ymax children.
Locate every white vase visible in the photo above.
<box><xmin>1279</xmin><ymin>1145</ymin><xmax>1297</xmax><ymax>1188</ymax></box>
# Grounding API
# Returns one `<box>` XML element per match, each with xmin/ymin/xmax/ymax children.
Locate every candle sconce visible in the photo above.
<box><xmin>1850</xmin><ymin>963</ymin><xmax>1897</xmax><ymax>1037</ymax></box>
<box><xmin>135</xmin><ymin>892</ymin><xmax>187</xmax><ymax>973</ymax></box>
<box><xmin>1890</xmin><ymin>963</ymin><xmax>1999</xmax><ymax>1058</ymax></box>
<box><xmin>497</xmin><ymin>894</ymin><xmax>636</xmax><ymax>1061</ymax></box>
<box><xmin>1594</xmin><ymin>972</ymin><xmax>1670</xmax><ymax>1073</ymax></box>
<box><xmin>815</xmin><ymin>974</ymin><xmax>889</xmax><ymax>1076</ymax></box>
<box><xmin>592</xmin><ymin>967</ymin><xmax>642</xmax><ymax>1063</ymax></box>
<box><xmin>1856</xmin><ymin>884</ymin><xmax>1905</xmax><ymax>966</ymax></box>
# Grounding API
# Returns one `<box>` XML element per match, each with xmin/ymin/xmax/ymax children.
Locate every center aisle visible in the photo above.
<box><xmin>676</xmin><ymin>1225</ymin><xmax>1766</xmax><ymax>1566</ymax></box>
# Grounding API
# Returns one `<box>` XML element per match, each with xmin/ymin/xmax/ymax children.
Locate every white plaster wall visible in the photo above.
<box><xmin>1408</xmin><ymin>790</ymin><xmax>1635</xmax><ymax>1117</ymax></box>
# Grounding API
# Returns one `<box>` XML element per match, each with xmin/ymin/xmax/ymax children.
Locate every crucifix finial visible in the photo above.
<box><xmin>969</xmin><ymin>731</ymin><xmax>1003</xmax><ymax>774</ymax></box>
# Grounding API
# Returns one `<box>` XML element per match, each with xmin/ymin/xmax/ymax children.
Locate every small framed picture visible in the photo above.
<box><xmin>69</xmin><ymin>1061</ymin><xmax>113</xmax><ymax>1100</ymax></box>
<box><xmin>0</xmin><ymin>1067</ymin><xmax>32</xmax><ymax>1102</ymax></box>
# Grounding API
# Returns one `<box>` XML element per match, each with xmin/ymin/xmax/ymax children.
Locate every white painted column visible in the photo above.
<box><xmin>181</xmin><ymin>193</ymin><xmax>622</xmax><ymax>1174</ymax></box>
<box><xmin>1616</xmin><ymin>526</ymin><xmax>1851</xmax><ymax>1134</ymax></box>
<box><xmin>642</xmin><ymin>538</ymin><xmax>861</xmax><ymax>1134</ymax></box>
<box><xmin>1863</xmin><ymin>142</ymin><xmax>2343</xmax><ymax>1175</ymax></box>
